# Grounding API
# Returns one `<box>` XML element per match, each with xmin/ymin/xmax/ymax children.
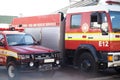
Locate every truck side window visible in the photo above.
<box><xmin>91</xmin><ymin>12</ymin><xmax>100</xmax><ymax>28</ymax></box>
<box><xmin>71</xmin><ymin>14</ymin><xmax>81</xmax><ymax>28</ymax></box>
<box><xmin>0</xmin><ymin>34</ymin><xmax>4</xmax><ymax>45</ymax></box>
<box><xmin>91</xmin><ymin>12</ymin><xmax>108</xmax><ymax>29</ymax></box>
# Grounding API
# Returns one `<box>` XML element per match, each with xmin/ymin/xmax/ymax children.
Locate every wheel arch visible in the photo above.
<box><xmin>7</xmin><ymin>57</ymin><xmax>18</xmax><ymax>79</ymax></box>
<box><xmin>6</xmin><ymin>56</ymin><xmax>17</xmax><ymax>65</ymax></box>
<box><xmin>74</xmin><ymin>44</ymin><xmax>99</xmax><ymax>66</ymax></box>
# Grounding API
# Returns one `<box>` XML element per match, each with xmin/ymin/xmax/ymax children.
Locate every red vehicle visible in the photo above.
<box><xmin>0</xmin><ymin>27</ymin><xmax>61</xmax><ymax>79</ymax></box>
<box><xmin>12</xmin><ymin>0</ymin><xmax>120</xmax><ymax>73</ymax></box>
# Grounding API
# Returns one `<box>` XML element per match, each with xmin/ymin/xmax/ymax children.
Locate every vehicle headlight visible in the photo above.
<box><xmin>114</xmin><ymin>55</ymin><xmax>120</xmax><ymax>61</ymax></box>
<box><xmin>18</xmin><ymin>55</ymin><xmax>30</xmax><ymax>59</ymax></box>
<box><xmin>56</xmin><ymin>60</ymin><xmax>60</xmax><ymax>64</ymax></box>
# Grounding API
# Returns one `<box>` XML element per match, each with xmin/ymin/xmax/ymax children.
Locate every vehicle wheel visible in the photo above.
<box><xmin>78</xmin><ymin>52</ymin><xmax>97</xmax><ymax>73</ymax></box>
<box><xmin>114</xmin><ymin>67</ymin><xmax>120</xmax><ymax>73</ymax></box>
<box><xmin>7</xmin><ymin>62</ymin><xmax>18</xmax><ymax>80</ymax></box>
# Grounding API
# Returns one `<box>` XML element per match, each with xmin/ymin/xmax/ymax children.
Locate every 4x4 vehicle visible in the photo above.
<box><xmin>0</xmin><ymin>29</ymin><xmax>61</xmax><ymax>79</ymax></box>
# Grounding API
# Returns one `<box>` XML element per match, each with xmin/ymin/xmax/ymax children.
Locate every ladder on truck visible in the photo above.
<box><xmin>54</xmin><ymin>0</ymin><xmax>98</xmax><ymax>13</ymax></box>
<box><xmin>69</xmin><ymin>0</ymin><xmax>98</xmax><ymax>7</ymax></box>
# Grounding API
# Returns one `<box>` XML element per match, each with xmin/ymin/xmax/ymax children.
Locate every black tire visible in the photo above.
<box><xmin>78</xmin><ymin>52</ymin><xmax>97</xmax><ymax>73</ymax></box>
<box><xmin>7</xmin><ymin>62</ymin><xmax>18</xmax><ymax>80</ymax></box>
<box><xmin>114</xmin><ymin>67</ymin><xmax>120</xmax><ymax>73</ymax></box>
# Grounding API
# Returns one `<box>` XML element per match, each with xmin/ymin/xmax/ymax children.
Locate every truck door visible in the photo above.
<box><xmin>89</xmin><ymin>12</ymin><xmax>110</xmax><ymax>51</ymax></box>
<box><xmin>65</xmin><ymin>13</ymin><xmax>82</xmax><ymax>49</ymax></box>
<box><xmin>0</xmin><ymin>34</ymin><xmax>6</xmax><ymax>65</ymax></box>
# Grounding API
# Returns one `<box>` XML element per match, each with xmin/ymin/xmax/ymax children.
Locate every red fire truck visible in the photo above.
<box><xmin>0</xmin><ymin>26</ymin><xmax>61</xmax><ymax>79</ymax></box>
<box><xmin>12</xmin><ymin>0</ymin><xmax>120</xmax><ymax>73</ymax></box>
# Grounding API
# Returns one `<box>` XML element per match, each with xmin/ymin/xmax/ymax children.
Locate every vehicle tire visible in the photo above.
<box><xmin>7</xmin><ymin>62</ymin><xmax>18</xmax><ymax>80</ymax></box>
<box><xmin>114</xmin><ymin>67</ymin><xmax>120</xmax><ymax>73</ymax></box>
<box><xmin>78</xmin><ymin>52</ymin><xmax>97</xmax><ymax>73</ymax></box>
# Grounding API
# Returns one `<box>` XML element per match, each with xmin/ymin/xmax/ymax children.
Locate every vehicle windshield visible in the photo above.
<box><xmin>6</xmin><ymin>34</ymin><xmax>34</xmax><ymax>46</ymax></box>
<box><xmin>110</xmin><ymin>11</ymin><xmax>120</xmax><ymax>32</ymax></box>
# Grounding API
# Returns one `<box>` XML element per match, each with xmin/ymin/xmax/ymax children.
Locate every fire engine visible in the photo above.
<box><xmin>0</xmin><ymin>26</ymin><xmax>61</xmax><ymax>79</ymax></box>
<box><xmin>12</xmin><ymin>0</ymin><xmax>120</xmax><ymax>73</ymax></box>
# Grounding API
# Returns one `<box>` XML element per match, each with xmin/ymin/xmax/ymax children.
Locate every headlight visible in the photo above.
<box><xmin>114</xmin><ymin>55</ymin><xmax>120</xmax><ymax>61</ymax></box>
<box><xmin>18</xmin><ymin>55</ymin><xmax>30</xmax><ymax>59</ymax></box>
<box><xmin>56</xmin><ymin>60</ymin><xmax>60</xmax><ymax>64</ymax></box>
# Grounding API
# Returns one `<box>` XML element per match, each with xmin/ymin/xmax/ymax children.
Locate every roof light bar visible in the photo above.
<box><xmin>0</xmin><ymin>27</ymin><xmax>24</xmax><ymax>32</ymax></box>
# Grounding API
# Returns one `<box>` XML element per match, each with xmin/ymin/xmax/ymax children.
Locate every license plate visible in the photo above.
<box><xmin>44</xmin><ymin>59</ymin><xmax>55</xmax><ymax>63</ymax></box>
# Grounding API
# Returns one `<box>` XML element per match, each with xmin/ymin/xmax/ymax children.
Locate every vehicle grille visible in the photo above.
<box><xmin>34</xmin><ymin>53</ymin><xmax>54</xmax><ymax>60</ymax></box>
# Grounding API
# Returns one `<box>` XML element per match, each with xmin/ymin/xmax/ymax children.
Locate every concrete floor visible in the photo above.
<box><xmin>0</xmin><ymin>66</ymin><xmax>120</xmax><ymax>80</ymax></box>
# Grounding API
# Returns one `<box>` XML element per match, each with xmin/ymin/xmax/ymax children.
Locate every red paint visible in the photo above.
<box><xmin>65</xmin><ymin>11</ymin><xmax>118</xmax><ymax>52</ymax></box>
<box><xmin>82</xmin><ymin>35</ymin><xmax>87</xmax><ymax>38</ymax></box>
<box><xmin>12</xmin><ymin>14</ymin><xmax>61</xmax><ymax>27</ymax></box>
<box><xmin>8</xmin><ymin>45</ymin><xmax>53</xmax><ymax>54</ymax></box>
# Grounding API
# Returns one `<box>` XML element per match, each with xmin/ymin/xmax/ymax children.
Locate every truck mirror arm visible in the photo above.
<box><xmin>97</xmin><ymin>12</ymin><xmax>108</xmax><ymax>35</ymax></box>
<box><xmin>97</xmin><ymin>12</ymin><xmax>102</xmax><ymax>24</ymax></box>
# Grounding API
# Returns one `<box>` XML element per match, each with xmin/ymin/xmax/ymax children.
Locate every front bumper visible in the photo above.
<box><xmin>17</xmin><ymin>52</ymin><xmax>61</xmax><ymax>71</ymax></box>
<box><xmin>108</xmin><ymin>52</ymin><xmax>120</xmax><ymax>68</ymax></box>
<box><xmin>18</xmin><ymin>58</ymin><xmax>61</xmax><ymax>71</ymax></box>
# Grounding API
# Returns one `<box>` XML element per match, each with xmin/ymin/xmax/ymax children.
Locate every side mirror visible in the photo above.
<box><xmin>101</xmin><ymin>23</ymin><xmax>108</xmax><ymax>35</ymax></box>
<box><xmin>37</xmin><ymin>41</ymin><xmax>41</xmax><ymax>45</ymax></box>
<box><xmin>97</xmin><ymin>12</ymin><xmax>102</xmax><ymax>24</ymax></box>
<box><xmin>0</xmin><ymin>42</ymin><xmax>5</xmax><ymax>46</ymax></box>
<box><xmin>58</xmin><ymin>12</ymin><xmax>64</xmax><ymax>21</ymax></box>
<box><xmin>19</xmin><ymin>24</ymin><xmax>22</xmax><ymax>27</ymax></box>
<box><xmin>34</xmin><ymin>41</ymin><xmax>41</xmax><ymax>45</ymax></box>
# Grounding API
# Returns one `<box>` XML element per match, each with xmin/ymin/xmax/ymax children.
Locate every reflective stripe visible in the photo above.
<box><xmin>65</xmin><ymin>33</ymin><xmax>120</xmax><ymax>41</ymax></box>
<box><xmin>0</xmin><ymin>49</ymin><xmax>18</xmax><ymax>58</ymax></box>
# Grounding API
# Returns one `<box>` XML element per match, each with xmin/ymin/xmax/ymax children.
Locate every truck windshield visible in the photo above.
<box><xmin>110</xmin><ymin>11</ymin><xmax>120</xmax><ymax>32</ymax></box>
<box><xmin>6</xmin><ymin>34</ymin><xmax>34</xmax><ymax>46</ymax></box>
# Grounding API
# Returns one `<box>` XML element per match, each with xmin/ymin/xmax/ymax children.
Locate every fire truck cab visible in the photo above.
<box><xmin>0</xmin><ymin>27</ymin><xmax>61</xmax><ymax>79</ymax></box>
<box><xmin>65</xmin><ymin>0</ymin><xmax>120</xmax><ymax>72</ymax></box>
